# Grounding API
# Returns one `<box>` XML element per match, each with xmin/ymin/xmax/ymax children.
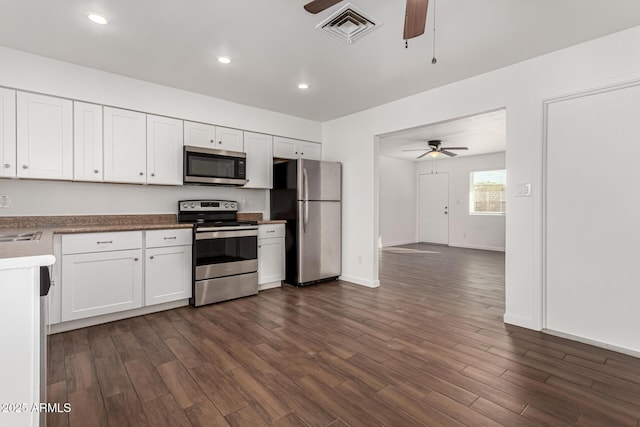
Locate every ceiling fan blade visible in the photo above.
<box><xmin>402</xmin><ymin>149</ymin><xmax>430</xmax><ymax>152</ymax></box>
<box><xmin>440</xmin><ymin>150</ymin><xmax>458</xmax><ymax>157</ymax></box>
<box><xmin>403</xmin><ymin>0</ymin><xmax>429</xmax><ymax>40</ymax></box>
<box><xmin>442</xmin><ymin>147</ymin><xmax>469</xmax><ymax>150</ymax></box>
<box><xmin>304</xmin><ymin>0</ymin><xmax>343</xmax><ymax>14</ymax></box>
<box><xmin>416</xmin><ymin>151</ymin><xmax>431</xmax><ymax>159</ymax></box>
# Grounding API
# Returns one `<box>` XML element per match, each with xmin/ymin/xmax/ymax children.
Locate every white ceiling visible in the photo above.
<box><xmin>0</xmin><ymin>1</ymin><xmax>638</xmax><ymax>122</ymax></box>
<box><xmin>379</xmin><ymin>109</ymin><xmax>506</xmax><ymax>161</ymax></box>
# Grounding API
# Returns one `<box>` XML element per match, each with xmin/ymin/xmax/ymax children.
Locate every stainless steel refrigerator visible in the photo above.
<box><xmin>271</xmin><ymin>159</ymin><xmax>341</xmax><ymax>286</ymax></box>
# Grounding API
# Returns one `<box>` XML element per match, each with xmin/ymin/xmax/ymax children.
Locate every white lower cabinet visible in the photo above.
<box><xmin>258</xmin><ymin>224</ymin><xmax>285</xmax><ymax>289</ymax></box>
<box><xmin>145</xmin><ymin>229</ymin><xmax>192</xmax><ymax>306</ymax></box>
<box><xmin>61</xmin><ymin>249</ymin><xmax>143</xmax><ymax>321</ymax></box>
<box><xmin>59</xmin><ymin>229</ymin><xmax>192</xmax><ymax>325</ymax></box>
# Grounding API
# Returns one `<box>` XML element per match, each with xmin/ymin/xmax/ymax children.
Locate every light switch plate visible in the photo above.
<box><xmin>515</xmin><ymin>183</ymin><xmax>531</xmax><ymax>197</ymax></box>
<box><xmin>0</xmin><ymin>195</ymin><xmax>10</xmax><ymax>208</ymax></box>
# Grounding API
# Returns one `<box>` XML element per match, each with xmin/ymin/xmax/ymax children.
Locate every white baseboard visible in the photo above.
<box><xmin>382</xmin><ymin>239</ymin><xmax>418</xmax><ymax>248</ymax></box>
<box><xmin>49</xmin><ymin>299</ymin><xmax>189</xmax><ymax>334</ymax></box>
<box><xmin>451</xmin><ymin>243</ymin><xmax>506</xmax><ymax>252</ymax></box>
<box><xmin>503</xmin><ymin>312</ymin><xmax>536</xmax><ymax>329</ymax></box>
<box><xmin>339</xmin><ymin>275</ymin><xmax>380</xmax><ymax>288</ymax></box>
<box><xmin>259</xmin><ymin>281</ymin><xmax>282</xmax><ymax>291</ymax></box>
<box><xmin>543</xmin><ymin>329</ymin><xmax>640</xmax><ymax>358</ymax></box>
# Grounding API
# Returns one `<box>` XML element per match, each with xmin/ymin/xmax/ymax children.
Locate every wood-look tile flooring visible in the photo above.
<box><xmin>47</xmin><ymin>243</ymin><xmax>640</xmax><ymax>426</ymax></box>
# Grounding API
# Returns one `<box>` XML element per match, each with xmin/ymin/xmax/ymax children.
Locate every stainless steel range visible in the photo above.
<box><xmin>178</xmin><ymin>200</ymin><xmax>258</xmax><ymax>306</ymax></box>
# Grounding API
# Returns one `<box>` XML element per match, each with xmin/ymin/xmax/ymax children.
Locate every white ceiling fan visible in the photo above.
<box><xmin>402</xmin><ymin>139</ymin><xmax>468</xmax><ymax>159</ymax></box>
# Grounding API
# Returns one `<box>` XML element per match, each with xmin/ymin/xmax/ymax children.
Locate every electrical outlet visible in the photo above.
<box><xmin>0</xmin><ymin>195</ymin><xmax>10</xmax><ymax>208</ymax></box>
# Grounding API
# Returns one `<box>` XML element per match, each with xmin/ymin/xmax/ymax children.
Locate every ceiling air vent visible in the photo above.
<box><xmin>317</xmin><ymin>3</ymin><xmax>381</xmax><ymax>44</ymax></box>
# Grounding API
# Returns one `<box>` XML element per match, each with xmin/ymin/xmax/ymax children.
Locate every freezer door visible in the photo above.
<box><xmin>297</xmin><ymin>200</ymin><xmax>342</xmax><ymax>284</ymax></box>
<box><xmin>298</xmin><ymin>160</ymin><xmax>341</xmax><ymax>201</ymax></box>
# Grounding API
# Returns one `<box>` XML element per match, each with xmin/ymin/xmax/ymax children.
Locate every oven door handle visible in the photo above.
<box><xmin>196</xmin><ymin>229</ymin><xmax>258</xmax><ymax>239</ymax></box>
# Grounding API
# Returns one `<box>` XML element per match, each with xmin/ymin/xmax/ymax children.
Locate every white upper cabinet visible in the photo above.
<box><xmin>0</xmin><ymin>88</ymin><xmax>16</xmax><ymax>178</ymax></box>
<box><xmin>147</xmin><ymin>115</ymin><xmax>183</xmax><ymax>185</ymax></box>
<box><xmin>103</xmin><ymin>107</ymin><xmax>146</xmax><ymax>184</ymax></box>
<box><xmin>17</xmin><ymin>92</ymin><xmax>73</xmax><ymax>180</ymax></box>
<box><xmin>183</xmin><ymin>121</ymin><xmax>216</xmax><ymax>149</ymax></box>
<box><xmin>215</xmin><ymin>126</ymin><xmax>244</xmax><ymax>152</ymax></box>
<box><xmin>243</xmin><ymin>132</ymin><xmax>273</xmax><ymax>189</ymax></box>
<box><xmin>73</xmin><ymin>101</ymin><xmax>103</xmax><ymax>182</ymax></box>
<box><xmin>273</xmin><ymin>136</ymin><xmax>321</xmax><ymax>160</ymax></box>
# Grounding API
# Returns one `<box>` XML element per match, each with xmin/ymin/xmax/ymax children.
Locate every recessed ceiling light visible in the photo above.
<box><xmin>88</xmin><ymin>13</ymin><xmax>109</xmax><ymax>25</ymax></box>
<box><xmin>217</xmin><ymin>56</ymin><xmax>232</xmax><ymax>64</ymax></box>
<box><xmin>298</xmin><ymin>83</ymin><xmax>309</xmax><ymax>90</ymax></box>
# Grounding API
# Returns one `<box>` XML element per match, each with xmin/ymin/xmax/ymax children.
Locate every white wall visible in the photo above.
<box><xmin>416</xmin><ymin>152</ymin><xmax>505</xmax><ymax>252</ymax></box>
<box><xmin>0</xmin><ymin>47</ymin><xmax>322</xmax><ymax>218</ymax></box>
<box><xmin>379</xmin><ymin>157</ymin><xmax>416</xmax><ymax>247</ymax></box>
<box><xmin>322</xmin><ymin>25</ymin><xmax>640</xmax><ymax>330</ymax></box>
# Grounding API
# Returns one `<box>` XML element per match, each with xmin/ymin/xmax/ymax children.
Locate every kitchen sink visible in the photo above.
<box><xmin>0</xmin><ymin>231</ymin><xmax>43</xmax><ymax>242</ymax></box>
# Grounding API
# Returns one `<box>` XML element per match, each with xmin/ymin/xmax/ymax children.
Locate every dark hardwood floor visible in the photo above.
<box><xmin>47</xmin><ymin>243</ymin><xmax>640</xmax><ymax>426</ymax></box>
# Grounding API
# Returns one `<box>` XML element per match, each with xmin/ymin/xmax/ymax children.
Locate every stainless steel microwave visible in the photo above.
<box><xmin>183</xmin><ymin>146</ymin><xmax>247</xmax><ymax>186</ymax></box>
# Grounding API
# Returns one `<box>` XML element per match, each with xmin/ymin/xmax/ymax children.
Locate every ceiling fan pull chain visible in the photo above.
<box><xmin>431</xmin><ymin>0</ymin><xmax>437</xmax><ymax>64</ymax></box>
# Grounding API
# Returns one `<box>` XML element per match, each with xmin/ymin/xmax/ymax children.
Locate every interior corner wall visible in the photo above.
<box><xmin>379</xmin><ymin>156</ymin><xmax>417</xmax><ymax>247</ymax></box>
<box><xmin>416</xmin><ymin>152</ymin><xmax>506</xmax><ymax>252</ymax></box>
<box><xmin>0</xmin><ymin>47</ymin><xmax>322</xmax><ymax>218</ymax></box>
<box><xmin>321</xmin><ymin>25</ymin><xmax>640</xmax><ymax>332</ymax></box>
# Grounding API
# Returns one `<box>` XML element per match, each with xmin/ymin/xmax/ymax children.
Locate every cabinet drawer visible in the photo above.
<box><xmin>259</xmin><ymin>223</ymin><xmax>285</xmax><ymax>239</ymax></box>
<box><xmin>145</xmin><ymin>228</ymin><xmax>192</xmax><ymax>248</ymax></box>
<box><xmin>62</xmin><ymin>231</ymin><xmax>143</xmax><ymax>254</ymax></box>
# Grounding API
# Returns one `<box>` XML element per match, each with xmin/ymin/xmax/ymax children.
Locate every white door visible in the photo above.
<box><xmin>215</xmin><ymin>126</ymin><xmax>243</xmax><ymax>152</ymax></box>
<box><xmin>16</xmin><ymin>92</ymin><xmax>73</xmax><ymax>180</ymax></box>
<box><xmin>419</xmin><ymin>173</ymin><xmax>449</xmax><ymax>245</ymax></box>
<box><xmin>183</xmin><ymin>121</ymin><xmax>216</xmax><ymax>149</ymax></box>
<box><xmin>145</xmin><ymin>245</ymin><xmax>192</xmax><ymax>306</ymax></box>
<box><xmin>73</xmin><ymin>101</ymin><xmax>103</xmax><ymax>182</ymax></box>
<box><xmin>103</xmin><ymin>107</ymin><xmax>146</xmax><ymax>184</ymax></box>
<box><xmin>61</xmin><ymin>249</ymin><xmax>143</xmax><ymax>321</ymax></box>
<box><xmin>273</xmin><ymin>136</ymin><xmax>298</xmax><ymax>159</ymax></box>
<box><xmin>0</xmin><ymin>88</ymin><xmax>16</xmax><ymax>178</ymax></box>
<box><xmin>546</xmin><ymin>84</ymin><xmax>640</xmax><ymax>352</ymax></box>
<box><xmin>244</xmin><ymin>132</ymin><xmax>273</xmax><ymax>188</ymax></box>
<box><xmin>147</xmin><ymin>115</ymin><xmax>183</xmax><ymax>185</ymax></box>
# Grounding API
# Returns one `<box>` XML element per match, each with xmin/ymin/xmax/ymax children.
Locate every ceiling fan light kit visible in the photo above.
<box><xmin>402</xmin><ymin>139</ymin><xmax>469</xmax><ymax>159</ymax></box>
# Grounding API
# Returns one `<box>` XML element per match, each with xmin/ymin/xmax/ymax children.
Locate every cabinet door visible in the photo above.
<box><xmin>244</xmin><ymin>132</ymin><xmax>273</xmax><ymax>189</ymax></box>
<box><xmin>258</xmin><ymin>237</ymin><xmax>285</xmax><ymax>285</ymax></box>
<box><xmin>17</xmin><ymin>92</ymin><xmax>72</xmax><ymax>180</ymax></box>
<box><xmin>299</xmin><ymin>141</ymin><xmax>322</xmax><ymax>160</ymax></box>
<box><xmin>145</xmin><ymin>245</ymin><xmax>192</xmax><ymax>306</ymax></box>
<box><xmin>103</xmin><ymin>107</ymin><xmax>146</xmax><ymax>184</ymax></box>
<box><xmin>273</xmin><ymin>136</ymin><xmax>298</xmax><ymax>159</ymax></box>
<box><xmin>73</xmin><ymin>101</ymin><xmax>103</xmax><ymax>182</ymax></box>
<box><xmin>215</xmin><ymin>126</ymin><xmax>243</xmax><ymax>152</ymax></box>
<box><xmin>147</xmin><ymin>115</ymin><xmax>183</xmax><ymax>185</ymax></box>
<box><xmin>184</xmin><ymin>121</ymin><xmax>216</xmax><ymax>149</ymax></box>
<box><xmin>0</xmin><ymin>88</ymin><xmax>16</xmax><ymax>178</ymax></box>
<box><xmin>61</xmin><ymin>249</ymin><xmax>143</xmax><ymax>321</ymax></box>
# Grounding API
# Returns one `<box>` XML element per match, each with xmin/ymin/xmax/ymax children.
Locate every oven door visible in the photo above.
<box><xmin>194</xmin><ymin>228</ymin><xmax>258</xmax><ymax>280</ymax></box>
<box><xmin>184</xmin><ymin>146</ymin><xmax>247</xmax><ymax>186</ymax></box>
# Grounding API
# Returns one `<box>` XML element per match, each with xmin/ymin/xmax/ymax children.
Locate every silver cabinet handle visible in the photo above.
<box><xmin>3</xmin><ymin>164</ymin><xmax>9</xmax><ymax>168</ymax></box>
<box><xmin>22</xmin><ymin>165</ymin><xmax>28</xmax><ymax>169</ymax></box>
<box><xmin>94</xmin><ymin>169</ymin><xmax>99</xmax><ymax>173</ymax></box>
<box><xmin>151</xmin><ymin>173</ymin><xmax>155</xmax><ymax>177</ymax></box>
<box><xmin>139</xmin><ymin>172</ymin><xmax>144</xmax><ymax>176</ymax></box>
<box><xmin>134</xmin><ymin>257</ymin><xmax>139</xmax><ymax>261</ymax></box>
<box><xmin>258</xmin><ymin>245</ymin><xmax>262</xmax><ymax>248</ymax></box>
<box><xmin>163</xmin><ymin>236</ymin><xmax>177</xmax><ymax>240</ymax></box>
<box><xmin>267</xmin><ymin>230</ymin><xmax>275</xmax><ymax>233</ymax></box>
<box><xmin>149</xmin><ymin>256</ymin><xmax>154</xmax><ymax>260</ymax></box>
<box><xmin>96</xmin><ymin>240</ymin><xmax>113</xmax><ymax>244</ymax></box>
<box><xmin>210</xmin><ymin>139</ymin><xmax>214</xmax><ymax>143</ymax></box>
<box><xmin>218</xmin><ymin>141</ymin><xmax>222</xmax><ymax>144</ymax></box>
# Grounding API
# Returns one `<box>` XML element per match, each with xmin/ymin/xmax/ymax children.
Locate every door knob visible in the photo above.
<box><xmin>139</xmin><ymin>172</ymin><xmax>144</xmax><ymax>176</ymax></box>
<box><xmin>22</xmin><ymin>165</ymin><xmax>28</xmax><ymax>169</ymax></box>
<box><xmin>94</xmin><ymin>169</ymin><xmax>99</xmax><ymax>173</ymax></box>
<box><xmin>3</xmin><ymin>164</ymin><xmax>9</xmax><ymax>168</ymax></box>
<box><xmin>150</xmin><ymin>256</ymin><xmax>154</xmax><ymax>260</ymax></box>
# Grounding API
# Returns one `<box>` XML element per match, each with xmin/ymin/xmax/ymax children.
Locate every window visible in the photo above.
<box><xmin>470</xmin><ymin>169</ymin><xmax>506</xmax><ymax>215</ymax></box>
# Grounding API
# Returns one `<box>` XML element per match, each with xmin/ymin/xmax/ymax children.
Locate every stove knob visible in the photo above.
<box><xmin>224</xmin><ymin>203</ymin><xmax>229</xmax><ymax>208</ymax></box>
<box><xmin>190</xmin><ymin>203</ymin><xmax>196</xmax><ymax>208</ymax></box>
<box><xmin>231</xmin><ymin>203</ymin><xmax>236</xmax><ymax>209</ymax></box>
<box><xmin>182</xmin><ymin>203</ymin><xmax>188</xmax><ymax>208</ymax></box>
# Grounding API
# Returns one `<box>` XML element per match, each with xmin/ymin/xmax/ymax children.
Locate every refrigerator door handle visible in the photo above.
<box><xmin>303</xmin><ymin>167</ymin><xmax>309</xmax><ymax>202</ymax></box>
<box><xmin>303</xmin><ymin>201</ymin><xmax>308</xmax><ymax>233</ymax></box>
